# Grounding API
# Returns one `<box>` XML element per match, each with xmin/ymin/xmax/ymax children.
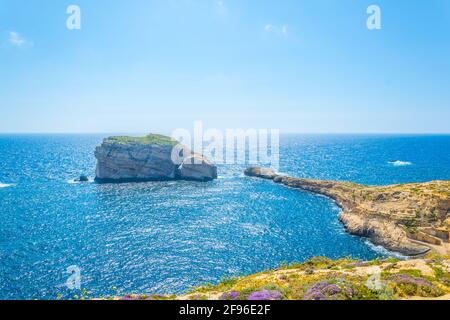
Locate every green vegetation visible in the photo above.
<box><xmin>432</xmin><ymin>266</ymin><xmax>450</xmax><ymax>287</ymax></box>
<box><xmin>180</xmin><ymin>255</ymin><xmax>450</xmax><ymax>300</ymax></box>
<box><xmin>104</xmin><ymin>134</ymin><xmax>178</xmax><ymax>146</ymax></box>
<box><xmin>403</xmin><ymin>217</ymin><xmax>419</xmax><ymax>234</ymax></box>
<box><xmin>103</xmin><ymin>255</ymin><xmax>449</xmax><ymax>301</ymax></box>
<box><xmin>383</xmin><ymin>273</ymin><xmax>444</xmax><ymax>297</ymax></box>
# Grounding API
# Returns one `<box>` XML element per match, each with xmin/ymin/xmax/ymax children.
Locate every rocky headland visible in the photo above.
<box><xmin>95</xmin><ymin>134</ymin><xmax>217</xmax><ymax>183</ymax></box>
<box><xmin>245</xmin><ymin>167</ymin><xmax>450</xmax><ymax>257</ymax></box>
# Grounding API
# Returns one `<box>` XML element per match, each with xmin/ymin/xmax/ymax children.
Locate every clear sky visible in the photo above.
<box><xmin>1</xmin><ymin>0</ymin><xmax>449</xmax><ymax>133</ymax></box>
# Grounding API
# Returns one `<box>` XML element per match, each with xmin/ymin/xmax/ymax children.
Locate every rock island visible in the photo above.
<box><xmin>95</xmin><ymin>134</ymin><xmax>218</xmax><ymax>183</ymax></box>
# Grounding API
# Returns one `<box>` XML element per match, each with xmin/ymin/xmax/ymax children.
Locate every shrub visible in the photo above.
<box><xmin>387</xmin><ymin>274</ymin><xmax>444</xmax><ymax>297</ymax></box>
<box><xmin>304</xmin><ymin>256</ymin><xmax>334</xmax><ymax>269</ymax></box>
<box><xmin>247</xmin><ymin>290</ymin><xmax>283</xmax><ymax>301</ymax></box>
<box><xmin>220</xmin><ymin>291</ymin><xmax>240</xmax><ymax>300</ymax></box>
<box><xmin>303</xmin><ymin>281</ymin><xmax>355</xmax><ymax>300</ymax></box>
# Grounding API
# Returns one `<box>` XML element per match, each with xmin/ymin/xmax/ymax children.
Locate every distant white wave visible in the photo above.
<box><xmin>67</xmin><ymin>178</ymin><xmax>94</xmax><ymax>184</ymax></box>
<box><xmin>218</xmin><ymin>175</ymin><xmax>235</xmax><ymax>180</ymax></box>
<box><xmin>0</xmin><ymin>182</ymin><xmax>14</xmax><ymax>188</ymax></box>
<box><xmin>388</xmin><ymin>160</ymin><xmax>413</xmax><ymax>167</ymax></box>
<box><xmin>218</xmin><ymin>173</ymin><xmax>246</xmax><ymax>179</ymax></box>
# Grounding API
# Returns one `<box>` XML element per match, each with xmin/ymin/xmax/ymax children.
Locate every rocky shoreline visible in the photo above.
<box><xmin>244</xmin><ymin>167</ymin><xmax>450</xmax><ymax>257</ymax></box>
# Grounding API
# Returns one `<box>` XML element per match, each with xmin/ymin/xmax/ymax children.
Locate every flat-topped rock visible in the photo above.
<box><xmin>245</xmin><ymin>167</ymin><xmax>450</xmax><ymax>256</ymax></box>
<box><xmin>95</xmin><ymin>134</ymin><xmax>218</xmax><ymax>183</ymax></box>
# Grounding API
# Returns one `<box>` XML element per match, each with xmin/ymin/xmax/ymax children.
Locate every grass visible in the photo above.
<box><xmin>104</xmin><ymin>134</ymin><xmax>178</xmax><ymax>146</ymax></box>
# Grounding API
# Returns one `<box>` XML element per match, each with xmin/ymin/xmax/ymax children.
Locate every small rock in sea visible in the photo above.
<box><xmin>244</xmin><ymin>167</ymin><xmax>278</xmax><ymax>180</ymax></box>
<box><xmin>79</xmin><ymin>175</ymin><xmax>89</xmax><ymax>182</ymax></box>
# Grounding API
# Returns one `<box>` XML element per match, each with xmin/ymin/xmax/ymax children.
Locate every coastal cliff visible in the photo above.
<box><xmin>245</xmin><ymin>167</ymin><xmax>450</xmax><ymax>257</ymax></box>
<box><xmin>112</xmin><ymin>255</ymin><xmax>450</xmax><ymax>300</ymax></box>
<box><xmin>95</xmin><ymin>134</ymin><xmax>217</xmax><ymax>182</ymax></box>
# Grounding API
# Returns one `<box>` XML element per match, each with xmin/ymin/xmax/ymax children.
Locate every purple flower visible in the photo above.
<box><xmin>220</xmin><ymin>291</ymin><xmax>240</xmax><ymax>300</ymax></box>
<box><xmin>247</xmin><ymin>290</ymin><xmax>283</xmax><ymax>301</ymax></box>
<box><xmin>145</xmin><ymin>294</ymin><xmax>166</xmax><ymax>300</ymax></box>
<box><xmin>120</xmin><ymin>294</ymin><xmax>139</xmax><ymax>300</ymax></box>
<box><xmin>120</xmin><ymin>294</ymin><xmax>165</xmax><ymax>300</ymax></box>
<box><xmin>347</xmin><ymin>261</ymin><xmax>367</xmax><ymax>268</ymax></box>
<box><xmin>389</xmin><ymin>274</ymin><xmax>433</xmax><ymax>287</ymax></box>
<box><xmin>387</xmin><ymin>273</ymin><xmax>443</xmax><ymax>297</ymax></box>
<box><xmin>304</xmin><ymin>281</ymin><xmax>354</xmax><ymax>300</ymax></box>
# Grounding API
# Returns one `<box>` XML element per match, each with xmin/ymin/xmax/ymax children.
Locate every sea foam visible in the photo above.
<box><xmin>388</xmin><ymin>160</ymin><xmax>413</xmax><ymax>167</ymax></box>
<box><xmin>365</xmin><ymin>240</ymin><xmax>409</xmax><ymax>260</ymax></box>
<box><xmin>0</xmin><ymin>182</ymin><xmax>14</xmax><ymax>188</ymax></box>
<box><xmin>67</xmin><ymin>178</ymin><xmax>94</xmax><ymax>184</ymax></box>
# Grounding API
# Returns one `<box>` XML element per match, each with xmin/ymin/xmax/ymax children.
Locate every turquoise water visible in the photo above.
<box><xmin>0</xmin><ymin>134</ymin><xmax>450</xmax><ymax>300</ymax></box>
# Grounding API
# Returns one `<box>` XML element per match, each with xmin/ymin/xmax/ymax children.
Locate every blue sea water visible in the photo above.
<box><xmin>0</xmin><ymin>134</ymin><xmax>450</xmax><ymax>300</ymax></box>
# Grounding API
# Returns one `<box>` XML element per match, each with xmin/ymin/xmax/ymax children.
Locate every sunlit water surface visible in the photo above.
<box><xmin>1</xmin><ymin>134</ymin><xmax>449</xmax><ymax>299</ymax></box>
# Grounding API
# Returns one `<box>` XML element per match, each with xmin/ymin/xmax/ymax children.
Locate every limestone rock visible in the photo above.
<box><xmin>178</xmin><ymin>155</ymin><xmax>218</xmax><ymax>182</ymax></box>
<box><xmin>244</xmin><ymin>167</ymin><xmax>278</xmax><ymax>180</ymax></box>
<box><xmin>95</xmin><ymin>134</ymin><xmax>217</xmax><ymax>183</ymax></box>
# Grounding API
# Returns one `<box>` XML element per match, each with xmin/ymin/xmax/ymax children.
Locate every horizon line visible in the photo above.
<box><xmin>1</xmin><ymin>132</ymin><xmax>450</xmax><ymax>135</ymax></box>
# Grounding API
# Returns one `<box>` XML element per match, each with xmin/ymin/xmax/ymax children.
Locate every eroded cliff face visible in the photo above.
<box><xmin>245</xmin><ymin>167</ymin><xmax>450</xmax><ymax>256</ymax></box>
<box><xmin>95</xmin><ymin>134</ymin><xmax>218</xmax><ymax>182</ymax></box>
<box><xmin>178</xmin><ymin>155</ymin><xmax>218</xmax><ymax>182</ymax></box>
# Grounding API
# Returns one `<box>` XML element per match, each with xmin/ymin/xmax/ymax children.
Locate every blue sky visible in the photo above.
<box><xmin>0</xmin><ymin>0</ymin><xmax>449</xmax><ymax>133</ymax></box>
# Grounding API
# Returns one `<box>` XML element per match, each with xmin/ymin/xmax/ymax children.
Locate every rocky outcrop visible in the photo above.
<box><xmin>78</xmin><ymin>175</ymin><xmax>89</xmax><ymax>182</ymax></box>
<box><xmin>245</xmin><ymin>167</ymin><xmax>450</xmax><ymax>256</ymax></box>
<box><xmin>244</xmin><ymin>167</ymin><xmax>278</xmax><ymax>180</ymax></box>
<box><xmin>178</xmin><ymin>155</ymin><xmax>218</xmax><ymax>182</ymax></box>
<box><xmin>95</xmin><ymin>134</ymin><xmax>218</xmax><ymax>183</ymax></box>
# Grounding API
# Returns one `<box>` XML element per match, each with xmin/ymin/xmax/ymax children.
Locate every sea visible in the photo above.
<box><xmin>0</xmin><ymin>134</ymin><xmax>449</xmax><ymax>299</ymax></box>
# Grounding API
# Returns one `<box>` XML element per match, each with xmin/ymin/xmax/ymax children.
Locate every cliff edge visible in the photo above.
<box><xmin>245</xmin><ymin>167</ymin><xmax>450</xmax><ymax>256</ymax></box>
